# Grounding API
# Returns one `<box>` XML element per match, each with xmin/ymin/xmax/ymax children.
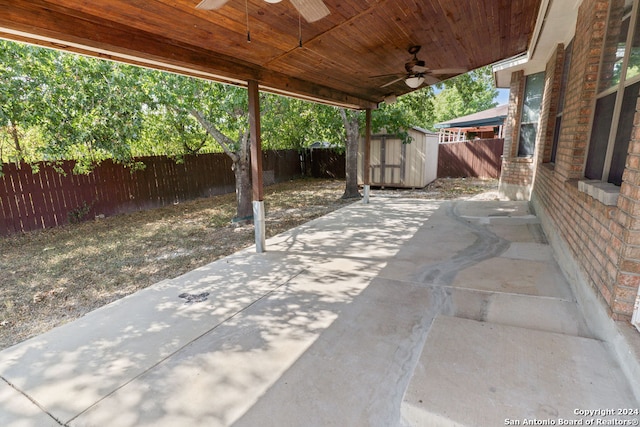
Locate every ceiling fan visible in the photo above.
<box><xmin>371</xmin><ymin>46</ymin><xmax>467</xmax><ymax>89</ymax></box>
<box><xmin>196</xmin><ymin>0</ymin><xmax>330</xmax><ymax>23</ymax></box>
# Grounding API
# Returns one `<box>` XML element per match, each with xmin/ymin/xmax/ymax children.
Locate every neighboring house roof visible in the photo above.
<box><xmin>411</xmin><ymin>126</ymin><xmax>439</xmax><ymax>136</ymax></box>
<box><xmin>370</xmin><ymin>127</ymin><xmax>438</xmax><ymax>137</ymax></box>
<box><xmin>309</xmin><ymin>141</ymin><xmax>336</xmax><ymax>149</ymax></box>
<box><xmin>434</xmin><ymin>105</ymin><xmax>508</xmax><ymax>129</ymax></box>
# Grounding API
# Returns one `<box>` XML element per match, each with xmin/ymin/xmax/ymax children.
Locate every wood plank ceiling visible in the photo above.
<box><xmin>0</xmin><ymin>0</ymin><xmax>541</xmax><ymax>109</ymax></box>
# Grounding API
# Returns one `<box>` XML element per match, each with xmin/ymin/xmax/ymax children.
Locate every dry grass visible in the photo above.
<box><xmin>0</xmin><ymin>177</ymin><xmax>497</xmax><ymax>350</ymax></box>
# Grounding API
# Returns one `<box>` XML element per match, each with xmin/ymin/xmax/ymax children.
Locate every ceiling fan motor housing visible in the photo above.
<box><xmin>405</xmin><ymin>59</ymin><xmax>426</xmax><ymax>73</ymax></box>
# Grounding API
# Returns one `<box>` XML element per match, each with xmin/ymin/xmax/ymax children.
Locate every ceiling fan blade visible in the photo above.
<box><xmin>290</xmin><ymin>0</ymin><xmax>330</xmax><ymax>22</ymax></box>
<box><xmin>424</xmin><ymin>75</ymin><xmax>441</xmax><ymax>85</ymax></box>
<box><xmin>369</xmin><ymin>72</ymin><xmax>406</xmax><ymax>79</ymax></box>
<box><xmin>380</xmin><ymin>76</ymin><xmax>405</xmax><ymax>88</ymax></box>
<box><xmin>429</xmin><ymin>68</ymin><xmax>468</xmax><ymax>75</ymax></box>
<box><xmin>196</xmin><ymin>0</ymin><xmax>229</xmax><ymax>9</ymax></box>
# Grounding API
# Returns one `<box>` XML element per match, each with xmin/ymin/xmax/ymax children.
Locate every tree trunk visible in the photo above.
<box><xmin>10</xmin><ymin>120</ymin><xmax>22</xmax><ymax>160</ymax></box>
<box><xmin>340</xmin><ymin>109</ymin><xmax>361</xmax><ymax>199</ymax></box>
<box><xmin>233</xmin><ymin>149</ymin><xmax>253</xmax><ymax>222</ymax></box>
<box><xmin>190</xmin><ymin>109</ymin><xmax>253</xmax><ymax>223</ymax></box>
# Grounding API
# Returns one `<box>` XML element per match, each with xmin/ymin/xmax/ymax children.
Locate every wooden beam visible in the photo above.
<box><xmin>248</xmin><ymin>80</ymin><xmax>263</xmax><ymax>202</ymax></box>
<box><xmin>248</xmin><ymin>80</ymin><xmax>266</xmax><ymax>253</ymax></box>
<box><xmin>0</xmin><ymin>0</ymin><xmax>376</xmax><ymax>109</ymax></box>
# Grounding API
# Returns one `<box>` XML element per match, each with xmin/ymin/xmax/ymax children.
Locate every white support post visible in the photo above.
<box><xmin>253</xmin><ymin>200</ymin><xmax>266</xmax><ymax>253</ymax></box>
<box><xmin>363</xmin><ymin>108</ymin><xmax>371</xmax><ymax>204</ymax></box>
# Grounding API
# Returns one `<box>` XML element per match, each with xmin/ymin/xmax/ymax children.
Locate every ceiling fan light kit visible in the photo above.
<box><xmin>405</xmin><ymin>75</ymin><xmax>425</xmax><ymax>88</ymax></box>
<box><xmin>370</xmin><ymin>45</ymin><xmax>467</xmax><ymax>93</ymax></box>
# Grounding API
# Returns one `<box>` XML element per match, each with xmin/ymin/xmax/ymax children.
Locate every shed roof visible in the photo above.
<box><xmin>434</xmin><ymin>105</ymin><xmax>508</xmax><ymax>129</ymax></box>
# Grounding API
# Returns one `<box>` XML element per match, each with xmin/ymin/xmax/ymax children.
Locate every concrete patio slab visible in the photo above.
<box><xmin>455</xmin><ymin>200</ymin><xmax>532</xmax><ymax>218</ymax></box>
<box><xmin>439</xmin><ymin>287</ymin><xmax>592</xmax><ymax>337</ymax></box>
<box><xmin>500</xmin><ymin>242</ymin><xmax>553</xmax><ymax>262</ymax></box>
<box><xmin>0</xmin><ymin>253</ymin><xmax>312</xmax><ymax>422</ymax></box>
<box><xmin>488</xmin><ymin>223</ymin><xmax>548</xmax><ymax>243</ymax></box>
<box><xmin>0</xmin><ymin>380</ymin><xmax>59</xmax><ymax>427</ymax></box>
<box><xmin>73</xmin><ymin>276</ymin><xmax>434</xmax><ymax>427</ymax></box>
<box><xmin>452</xmin><ymin>257</ymin><xmax>574</xmax><ymax>300</ymax></box>
<box><xmin>1</xmin><ymin>196</ymin><xmax>637</xmax><ymax>427</ymax></box>
<box><xmin>401</xmin><ymin>315</ymin><xmax>638</xmax><ymax>427</ymax></box>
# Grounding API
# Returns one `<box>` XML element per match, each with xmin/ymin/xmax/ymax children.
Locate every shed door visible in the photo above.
<box><xmin>370</xmin><ymin>136</ymin><xmax>405</xmax><ymax>186</ymax></box>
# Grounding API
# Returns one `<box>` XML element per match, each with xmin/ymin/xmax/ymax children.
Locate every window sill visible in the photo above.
<box><xmin>578</xmin><ymin>180</ymin><xmax>620</xmax><ymax>206</ymax></box>
<box><xmin>502</xmin><ymin>156</ymin><xmax>534</xmax><ymax>163</ymax></box>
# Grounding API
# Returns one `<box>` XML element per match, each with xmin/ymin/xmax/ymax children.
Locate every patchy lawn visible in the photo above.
<box><xmin>0</xmin><ymin>177</ymin><xmax>497</xmax><ymax>350</ymax></box>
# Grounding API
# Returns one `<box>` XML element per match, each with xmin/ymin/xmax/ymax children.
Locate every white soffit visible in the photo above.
<box><xmin>493</xmin><ymin>0</ymin><xmax>581</xmax><ymax>88</ymax></box>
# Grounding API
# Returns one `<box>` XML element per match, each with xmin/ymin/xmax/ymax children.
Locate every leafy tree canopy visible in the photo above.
<box><xmin>433</xmin><ymin>66</ymin><xmax>498</xmax><ymax>123</ymax></box>
<box><xmin>0</xmin><ymin>39</ymin><xmax>500</xmax><ymax>172</ymax></box>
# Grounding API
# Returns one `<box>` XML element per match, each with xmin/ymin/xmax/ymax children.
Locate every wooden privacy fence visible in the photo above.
<box><xmin>307</xmin><ymin>149</ymin><xmax>345</xmax><ymax>179</ymax></box>
<box><xmin>0</xmin><ymin>150</ymin><xmax>301</xmax><ymax>236</ymax></box>
<box><xmin>437</xmin><ymin>138</ymin><xmax>503</xmax><ymax>179</ymax></box>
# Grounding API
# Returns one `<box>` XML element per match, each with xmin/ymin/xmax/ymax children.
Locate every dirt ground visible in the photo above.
<box><xmin>0</xmin><ymin>177</ymin><xmax>497</xmax><ymax>350</ymax></box>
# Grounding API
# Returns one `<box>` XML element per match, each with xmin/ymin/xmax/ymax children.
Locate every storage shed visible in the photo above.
<box><xmin>358</xmin><ymin>127</ymin><xmax>438</xmax><ymax>188</ymax></box>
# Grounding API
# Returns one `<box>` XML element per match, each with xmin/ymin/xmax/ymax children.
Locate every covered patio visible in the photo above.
<box><xmin>0</xmin><ymin>0</ymin><xmax>542</xmax><ymax>252</ymax></box>
<box><xmin>1</xmin><ymin>1</ymin><xmax>639</xmax><ymax>425</ymax></box>
<box><xmin>2</xmin><ymin>194</ymin><xmax>637</xmax><ymax>426</ymax></box>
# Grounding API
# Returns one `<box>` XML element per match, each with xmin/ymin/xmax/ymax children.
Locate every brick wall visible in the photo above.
<box><xmin>615</xmin><ymin>94</ymin><xmax>640</xmax><ymax>316</ymax></box>
<box><xmin>499</xmin><ymin>71</ymin><xmax>536</xmax><ymax>200</ymax></box>
<box><xmin>500</xmin><ymin>159</ymin><xmax>534</xmax><ymax>187</ymax></box>
<box><xmin>540</xmin><ymin>44</ymin><xmax>565</xmax><ymax>164</ymax></box>
<box><xmin>504</xmin><ymin>71</ymin><xmax>525</xmax><ymax>158</ymax></box>
<box><xmin>531</xmin><ymin>0</ymin><xmax>639</xmax><ymax>319</ymax></box>
<box><xmin>554</xmin><ymin>0</ymin><xmax>609</xmax><ymax>181</ymax></box>
<box><xmin>535</xmin><ymin>167</ymin><xmax>627</xmax><ymax>318</ymax></box>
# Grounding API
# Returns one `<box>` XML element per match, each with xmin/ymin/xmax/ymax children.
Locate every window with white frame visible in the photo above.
<box><xmin>586</xmin><ymin>0</ymin><xmax>640</xmax><ymax>186</ymax></box>
<box><xmin>518</xmin><ymin>72</ymin><xmax>545</xmax><ymax>157</ymax></box>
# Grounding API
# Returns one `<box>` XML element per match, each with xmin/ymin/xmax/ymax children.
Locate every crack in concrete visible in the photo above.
<box><xmin>413</xmin><ymin>202</ymin><xmax>511</xmax><ymax>286</ymax></box>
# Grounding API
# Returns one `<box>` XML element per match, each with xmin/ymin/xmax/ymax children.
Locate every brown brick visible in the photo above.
<box><xmin>614</xmin><ymin>283</ymin><xmax>640</xmax><ymax>302</ymax></box>
<box><xmin>620</xmin><ymin>259</ymin><xmax>640</xmax><ymax>274</ymax></box>
<box><xmin>612</xmin><ymin>299</ymin><xmax>634</xmax><ymax>316</ymax></box>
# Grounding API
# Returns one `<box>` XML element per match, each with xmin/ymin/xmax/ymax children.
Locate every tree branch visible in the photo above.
<box><xmin>189</xmin><ymin>109</ymin><xmax>239</xmax><ymax>162</ymax></box>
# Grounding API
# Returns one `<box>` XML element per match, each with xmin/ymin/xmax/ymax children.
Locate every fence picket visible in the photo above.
<box><xmin>437</xmin><ymin>138</ymin><xmax>503</xmax><ymax>179</ymax></box>
<box><xmin>0</xmin><ymin>151</ymin><xmax>303</xmax><ymax>236</ymax></box>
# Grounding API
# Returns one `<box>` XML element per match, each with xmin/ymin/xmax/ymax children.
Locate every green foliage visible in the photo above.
<box><xmin>136</xmin><ymin>105</ymin><xmax>222</xmax><ymax>157</ymax></box>
<box><xmin>0</xmin><ymin>41</ymin><xmax>53</xmax><ymax>163</ymax></box>
<box><xmin>0</xmin><ymin>40</ymin><xmax>148</xmax><ymax>171</ymax></box>
<box><xmin>372</xmin><ymin>88</ymin><xmax>436</xmax><ymax>142</ymax></box>
<box><xmin>433</xmin><ymin>66</ymin><xmax>498</xmax><ymax>123</ymax></box>
<box><xmin>142</xmin><ymin>71</ymin><xmax>249</xmax><ymax>153</ymax></box>
<box><xmin>261</xmin><ymin>95</ymin><xmax>343</xmax><ymax>150</ymax></box>
<box><xmin>67</xmin><ymin>201</ymin><xmax>93</xmax><ymax>224</ymax></box>
<box><xmin>0</xmin><ymin>39</ymin><xmax>500</xmax><ymax>172</ymax></box>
